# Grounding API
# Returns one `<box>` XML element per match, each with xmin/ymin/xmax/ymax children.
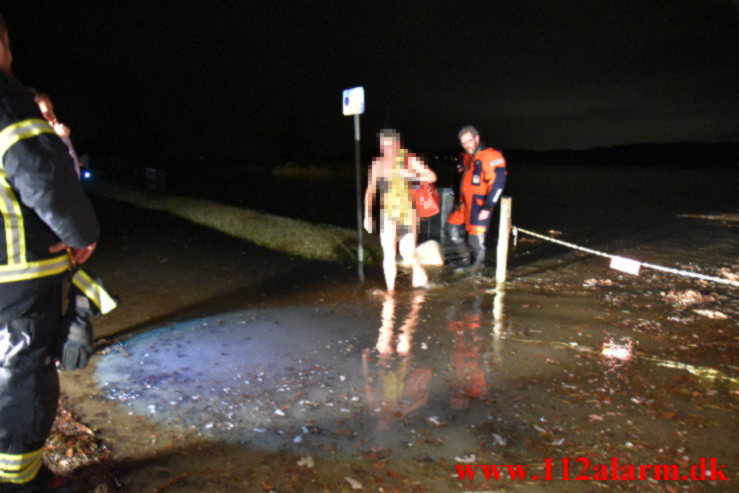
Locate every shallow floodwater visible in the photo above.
<box><xmin>91</xmin><ymin>213</ymin><xmax>736</xmax><ymax>491</ymax></box>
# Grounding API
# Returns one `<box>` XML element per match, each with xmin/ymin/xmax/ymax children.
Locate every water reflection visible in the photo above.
<box><xmin>362</xmin><ymin>291</ymin><xmax>431</xmax><ymax>431</ymax></box>
<box><xmin>600</xmin><ymin>337</ymin><xmax>634</xmax><ymax>361</ymax></box>
<box><xmin>446</xmin><ymin>296</ymin><xmax>492</xmax><ymax>410</ymax></box>
<box><xmin>362</xmin><ymin>289</ymin><xmax>508</xmax><ymax>432</ymax></box>
<box><xmin>491</xmin><ymin>286</ymin><xmax>506</xmax><ymax>365</ymax></box>
<box><xmin>599</xmin><ymin>336</ymin><xmax>635</xmax><ymax>391</ymax></box>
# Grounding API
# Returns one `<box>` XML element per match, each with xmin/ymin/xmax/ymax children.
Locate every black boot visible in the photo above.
<box><xmin>469</xmin><ymin>234</ymin><xmax>486</xmax><ymax>276</ymax></box>
<box><xmin>445</xmin><ymin>223</ymin><xmax>470</xmax><ymax>266</ymax></box>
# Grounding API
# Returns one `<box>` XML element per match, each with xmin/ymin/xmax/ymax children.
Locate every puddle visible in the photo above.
<box><xmin>80</xmin><ymin>214</ymin><xmax>737</xmax><ymax>491</ymax></box>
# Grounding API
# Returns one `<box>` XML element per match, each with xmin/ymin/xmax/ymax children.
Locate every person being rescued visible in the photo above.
<box><xmin>364</xmin><ymin>129</ymin><xmax>436</xmax><ymax>292</ymax></box>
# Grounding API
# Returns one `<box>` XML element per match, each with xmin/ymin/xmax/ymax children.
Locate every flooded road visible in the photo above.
<box><xmin>62</xmin><ymin>212</ymin><xmax>737</xmax><ymax>492</ymax></box>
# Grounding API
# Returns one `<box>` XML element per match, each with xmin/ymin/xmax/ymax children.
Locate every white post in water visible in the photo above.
<box><xmin>496</xmin><ymin>196</ymin><xmax>512</xmax><ymax>285</ymax></box>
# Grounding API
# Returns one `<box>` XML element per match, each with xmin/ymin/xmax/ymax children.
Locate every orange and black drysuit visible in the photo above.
<box><xmin>447</xmin><ymin>145</ymin><xmax>506</xmax><ymax>267</ymax></box>
<box><xmin>0</xmin><ymin>70</ymin><xmax>100</xmax><ymax>490</ymax></box>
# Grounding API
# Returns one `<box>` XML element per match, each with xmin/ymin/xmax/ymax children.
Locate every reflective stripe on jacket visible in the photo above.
<box><xmin>0</xmin><ymin>118</ymin><xmax>74</xmax><ymax>283</ymax></box>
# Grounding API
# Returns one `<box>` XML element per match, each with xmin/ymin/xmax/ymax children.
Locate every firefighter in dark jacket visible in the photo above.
<box><xmin>0</xmin><ymin>15</ymin><xmax>100</xmax><ymax>490</ymax></box>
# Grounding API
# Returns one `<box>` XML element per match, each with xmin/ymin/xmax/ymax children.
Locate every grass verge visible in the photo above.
<box><xmin>88</xmin><ymin>181</ymin><xmax>380</xmax><ymax>263</ymax></box>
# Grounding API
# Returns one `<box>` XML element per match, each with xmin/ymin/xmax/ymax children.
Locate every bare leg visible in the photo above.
<box><xmin>380</xmin><ymin>218</ymin><xmax>397</xmax><ymax>292</ymax></box>
<box><xmin>399</xmin><ymin>232</ymin><xmax>427</xmax><ymax>288</ymax></box>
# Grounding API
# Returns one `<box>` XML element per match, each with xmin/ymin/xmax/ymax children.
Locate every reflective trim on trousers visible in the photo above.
<box><xmin>0</xmin><ymin>448</ymin><xmax>43</xmax><ymax>484</ymax></box>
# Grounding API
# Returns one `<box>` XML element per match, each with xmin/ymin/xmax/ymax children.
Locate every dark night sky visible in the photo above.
<box><xmin>2</xmin><ymin>0</ymin><xmax>737</xmax><ymax>161</ymax></box>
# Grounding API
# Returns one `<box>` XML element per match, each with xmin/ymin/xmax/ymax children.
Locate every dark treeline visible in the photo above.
<box><xmin>502</xmin><ymin>142</ymin><xmax>739</xmax><ymax>168</ymax></box>
<box><xmin>90</xmin><ymin>141</ymin><xmax>738</xmax><ymax>181</ymax></box>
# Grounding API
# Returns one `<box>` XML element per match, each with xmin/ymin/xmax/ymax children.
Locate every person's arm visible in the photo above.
<box><xmin>475</xmin><ymin>155</ymin><xmax>506</xmax><ymax>221</ymax></box>
<box><xmin>406</xmin><ymin>154</ymin><xmax>436</xmax><ymax>183</ymax></box>
<box><xmin>364</xmin><ymin>160</ymin><xmax>379</xmax><ymax>233</ymax></box>
<box><xmin>483</xmin><ymin>158</ymin><xmax>506</xmax><ymax>211</ymax></box>
<box><xmin>59</xmin><ymin>134</ymin><xmax>82</xmax><ymax>179</ymax></box>
<box><xmin>5</xmin><ymin>126</ymin><xmax>99</xmax><ymax>252</ymax></box>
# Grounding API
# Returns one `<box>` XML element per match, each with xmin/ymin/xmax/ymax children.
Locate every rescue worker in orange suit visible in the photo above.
<box><xmin>0</xmin><ymin>15</ymin><xmax>101</xmax><ymax>491</ymax></box>
<box><xmin>447</xmin><ymin>125</ymin><xmax>507</xmax><ymax>273</ymax></box>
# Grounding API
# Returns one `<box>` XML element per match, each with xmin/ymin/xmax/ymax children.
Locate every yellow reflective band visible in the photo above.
<box><xmin>0</xmin><ymin>448</ymin><xmax>43</xmax><ymax>484</ymax></box>
<box><xmin>0</xmin><ymin>448</ymin><xmax>43</xmax><ymax>469</ymax></box>
<box><xmin>0</xmin><ymin>175</ymin><xmax>23</xmax><ymax>264</ymax></box>
<box><xmin>0</xmin><ymin>119</ymin><xmax>56</xmax><ymax>266</ymax></box>
<box><xmin>0</xmin><ymin>253</ymin><xmax>71</xmax><ymax>283</ymax></box>
<box><xmin>0</xmin><ymin>119</ymin><xmax>55</xmax><ymax>160</ymax></box>
<box><xmin>72</xmin><ymin>269</ymin><xmax>118</xmax><ymax>314</ymax></box>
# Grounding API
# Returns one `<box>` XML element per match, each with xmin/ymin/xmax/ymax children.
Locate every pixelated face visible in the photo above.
<box><xmin>459</xmin><ymin>132</ymin><xmax>479</xmax><ymax>155</ymax></box>
<box><xmin>37</xmin><ymin>97</ymin><xmax>58</xmax><ymax>124</ymax></box>
<box><xmin>379</xmin><ymin>136</ymin><xmax>400</xmax><ymax>156</ymax></box>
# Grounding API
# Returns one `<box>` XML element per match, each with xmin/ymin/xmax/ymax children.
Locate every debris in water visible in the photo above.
<box><xmin>492</xmin><ymin>433</ymin><xmax>507</xmax><ymax>446</ymax></box>
<box><xmin>661</xmin><ymin>289</ymin><xmax>704</xmax><ymax>309</ymax></box>
<box><xmin>297</xmin><ymin>456</ymin><xmax>315</xmax><ymax>468</ymax></box>
<box><xmin>692</xmin><ymin>309</ymin><xmax>728</xmax><ymax>320</ymax></box>
<box><xmin>583</xmin><ymin>278</ymin><xmax>614</xmax><ymax>288</ymax></box>
<box><xmin>344</xmin><ymin>476</ymin><xmax>363</xmax><ymax>489</ymax></box>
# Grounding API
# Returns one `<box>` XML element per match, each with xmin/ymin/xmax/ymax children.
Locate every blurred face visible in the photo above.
<box><xmin>379</xmin><ymin>136</ymin><xmax>400</xmax><ymax>157</ymax></box>
<box><xmin>37</xmin><ymin>97</ymin><xmax>58</xmax><ymax>124</ymax></box>
<box><xmin>459</xmin><ymin>131</ymin><xmax>479</xmax><ymax>155</ymax></box>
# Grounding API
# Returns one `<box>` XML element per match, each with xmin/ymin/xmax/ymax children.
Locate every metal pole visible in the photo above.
<box><xmin>354</xmin><ymin>114</ymin><xmax>364</xmax><ymax>280</ymax></box>
<box><xmin>495</xmin><ymin>196</ymin><xmax>512</xmax><ymax>286</ymax></box>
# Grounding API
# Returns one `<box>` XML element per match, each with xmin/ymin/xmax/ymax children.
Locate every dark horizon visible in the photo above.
<box><xmin>2</xmin><ymin>1</ymin><xmax>737</xmax><ymax>162</ymax></box>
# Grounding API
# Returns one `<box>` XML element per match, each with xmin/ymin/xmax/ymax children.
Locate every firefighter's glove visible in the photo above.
<box><xmin>58</xmin><ymin>315</ymin><xmax>92</xmax><ymax>370</ymax></box>
<box><xmin>57</xmin><ymin>296</ymin><xmax>94</xmax><ymax>370</ymax></box>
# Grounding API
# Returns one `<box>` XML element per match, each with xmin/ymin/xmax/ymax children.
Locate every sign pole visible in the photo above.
<box><xmin>354</xmin><ymin>113</ymin><xmax>364</xmax><ymax>280</ymax></box>
<box><xmin>343</xmin><ymin>86</ymin><xmax>366</xmax><ymax>282</ymax></box>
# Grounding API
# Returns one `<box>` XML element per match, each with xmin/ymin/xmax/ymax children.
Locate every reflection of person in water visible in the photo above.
<box><xmin>362</xmin><ymin>291</ymin><xmax>432</xmax><ymax>431</ymax></box>
<box><xmin>446</xmin><ymin>296</ymin><xmax>490</xmax><ymax>410</ymax></box>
